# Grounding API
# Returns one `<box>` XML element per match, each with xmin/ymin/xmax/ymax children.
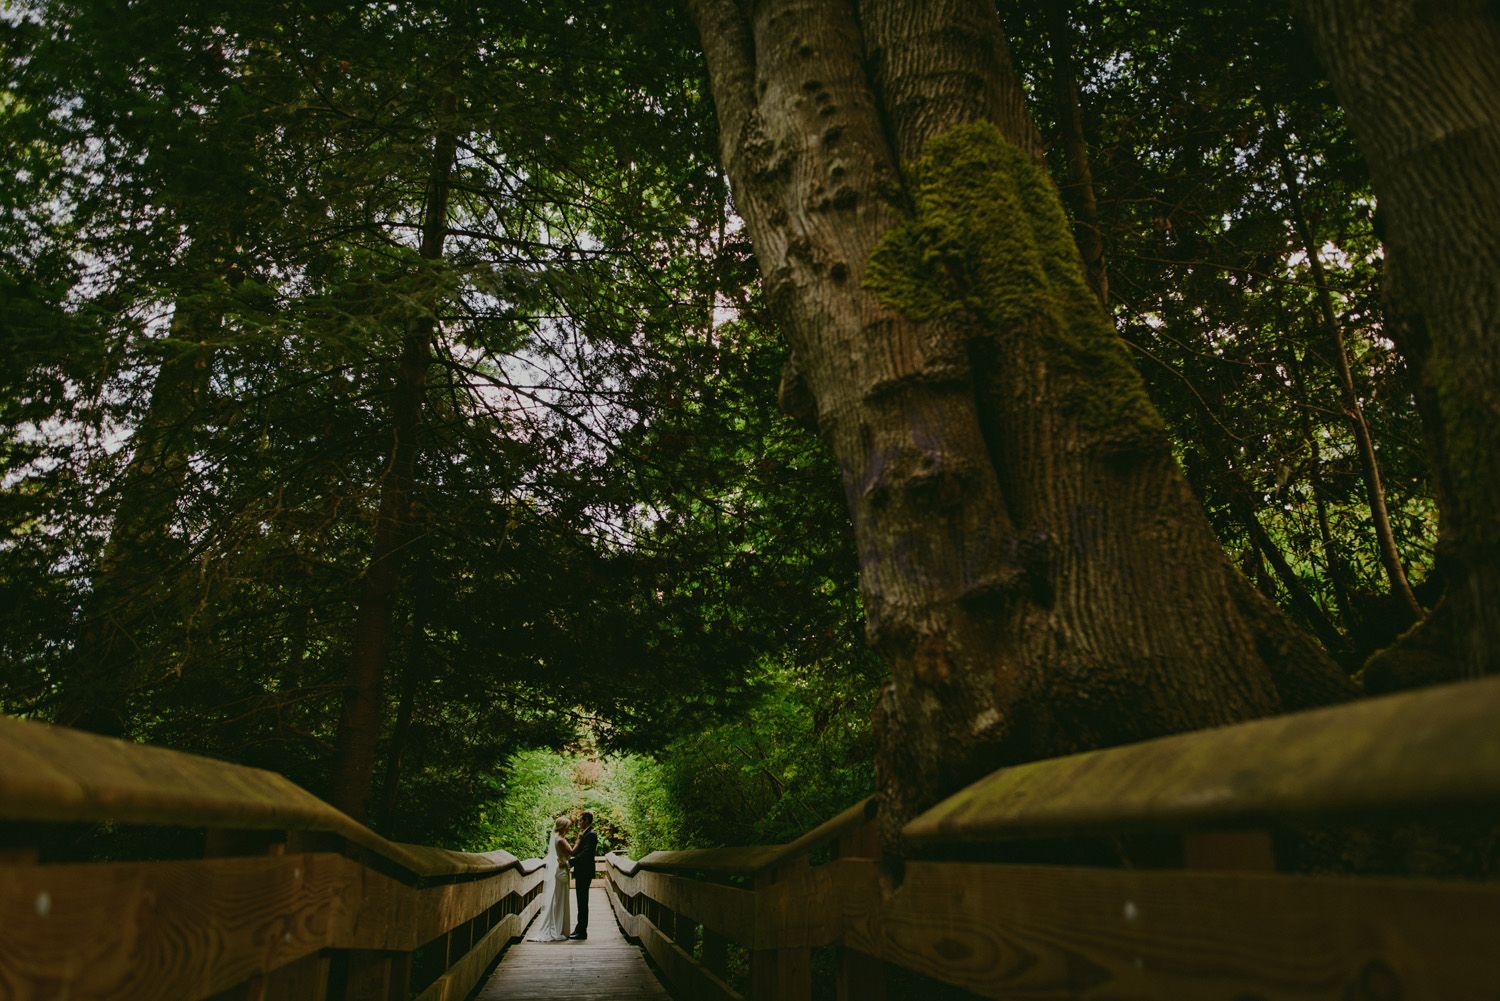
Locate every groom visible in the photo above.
<box><xmin>568</xmin><ymin>810</ymin><xmax>597</xmax><ymax>939</ymax></box>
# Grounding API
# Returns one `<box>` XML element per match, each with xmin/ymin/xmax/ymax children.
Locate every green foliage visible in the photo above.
<box><xmin>597</xmin><ymin>754</ymin><xmax>688</xmax><ymax>858</ymax></box>
<box><xmin>475</xmin><ymin>747</ymin><xmax>686</xmax><ymax>859</ymax></box>
<box><xmin>999</xmin><ymin>0</ymin><xmax>1439</xmax><ymax>665</ymax></box>
<box><xmin>479</xmin><ymin>749</ymin><xmax>582</xmax><ymax>858</ymax></box>
<box><xmin>0</xmin><ymin>0</ymin><xmax>1455</xmax><ymax>862</ymax></box>
<box><xmin>474</xmin><ymin>645</ymin><xmax>881</xmax><ymax>859</ymax></box>
<box><xmin>646</xmin><ymin>659</ymin><xmax>879</xmax><ymax>850</ymax></box>
<box><xmin>1</xmin><ymin>0</ymin><xmax>857</xmax><ymax>848</ymax></box>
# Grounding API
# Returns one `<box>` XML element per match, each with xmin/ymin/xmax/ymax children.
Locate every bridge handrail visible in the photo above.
<box><xmin>0</xmin><ymin>713</ymin><xmax>534</xmax><ymax>879</ymax></box>
<box><xmin>604</xmin><ymin>675</ymin><xmax>1500</xmax><ymax>1001</ymax></box>
<box><xmin>1</xmin><ymin>714</ymin><xmax>549</xmax><ymax>1001</ymax></box>
<box><xmin>906</xmin><ymin>672</ymin><xmax>1500</xmax><ymax>844</ymax></box>
<box><xmin>8</xmin><ymin>676</ymin><xmax>1500</xmax><ymax>1000</ymax></box>
<box><xmin>616</xmin><ymin>795</ymin><xmax>876</xmax><ymax>877</ymax></box>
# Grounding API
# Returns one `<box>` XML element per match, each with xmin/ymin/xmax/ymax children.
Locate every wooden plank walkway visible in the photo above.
<box><xmin>475</xmin><ymin>885</ymin><xmax>672</xmax><ymax>1000</ymax></box>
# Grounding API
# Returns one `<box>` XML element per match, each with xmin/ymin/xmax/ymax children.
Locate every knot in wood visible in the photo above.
<box><xmin>914</xmin><ymin>629</ymin><xmax>953</xmax><ymax>686</ymax></box>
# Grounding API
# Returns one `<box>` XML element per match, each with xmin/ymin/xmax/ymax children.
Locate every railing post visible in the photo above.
<box><xmin>387</xmin><ymin>950</ymin><xmax>413</xmax><ymax>1000</ymax></box>
<box><xmin>342</xmin><ymin>951</ymin><xmax>395</xmax><ymax>1001</ymax></box>
<box><xmin>751</xmin><ymin>859</ymin><xmax>811</xmax><ymax>1001</ymax></box>
<box><xmin>263</xmin><ymin>951</ymin><xmax>331</xmax><ymax>1001</ymax></box>
<box><xmin>836</xmin><ymin>816</ymin><xmax>879</xmax><ymax>859</ymax></box>
<box><xmin>836</xmin><ymin>813</ymin><xmax>884</xmax><ymax>1001</ymax></box>
<box><xmin>836</xmin><ymin>947</ymin><xmax>884</xmax><ymax>1001</ymax></box>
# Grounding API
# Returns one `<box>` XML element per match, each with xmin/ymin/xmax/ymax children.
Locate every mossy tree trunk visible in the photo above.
<box><xmin>1294</xmin><ymin>0</ymin><xmax>1500</xmax><ymax>691</ymax></box>
<box><xmin>687</xmin><ymin>0</ymin><xmax>1356</xmax><ymax>848</ymax></box>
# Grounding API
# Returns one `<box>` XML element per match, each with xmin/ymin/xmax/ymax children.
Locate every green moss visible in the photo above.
<box><xmin>864</xmin><ymin>121</ymin><xmax>1161</xmax><ymax>442</ymax></box>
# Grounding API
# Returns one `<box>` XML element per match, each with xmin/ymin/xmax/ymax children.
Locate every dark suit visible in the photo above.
<box><xmin>569</xmin><ymin>826</ymin><xmax>598</xmax><ymax>934</ymax></box>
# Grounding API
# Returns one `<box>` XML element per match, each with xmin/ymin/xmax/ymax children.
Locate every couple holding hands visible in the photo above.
<box><xmin>527</xmin><ymin>809</ymin><xmax>598</xmax><ymax>942</ymax></box>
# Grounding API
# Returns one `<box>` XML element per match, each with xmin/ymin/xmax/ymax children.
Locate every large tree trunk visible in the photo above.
<box><xmin>328</xmin><ymin>93</ymin><xmax>457</xmax><ymax>823</ymax></box>
<box><xmin>687</xmin><ymin>0</ymin><xmax>1355</xmax><ymax>849</ymax></box>
<box><xmin>1294</xmin><ymin>1</ymin><xmax>1500</xmax><ymax>690</ymax></box>
<box><xmin>379</xmin><ymin>557</ymin><xmax>431</xmax><ymax>829</ymax></box>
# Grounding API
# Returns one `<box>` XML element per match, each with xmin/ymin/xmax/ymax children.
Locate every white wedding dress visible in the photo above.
<box><xmin>527</xmin><ymin>834</ymin><xmax>571</xmax><ymax>942</ymax></box>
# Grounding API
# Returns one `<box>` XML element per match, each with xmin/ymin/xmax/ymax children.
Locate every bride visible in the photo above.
<box><xmin>526</xmin><ymin>816</ymin><xmax>575</xmax><ymax>942</ymax></box>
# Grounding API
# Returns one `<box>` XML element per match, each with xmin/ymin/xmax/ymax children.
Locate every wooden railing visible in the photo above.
<box><xmin>5</xmin><ymin>675</ymin><xmax>1499</xmax><ymax>1000</ymax></box>
<box><xmin>0</xmin><ymin>716</ymin><xmax>548</xmax><ymax>1001</ymax></box>
<box><xmin>605</xmin><ymin>674</ymin><xmax>1500</xmax><ymax>1000</ymax></box>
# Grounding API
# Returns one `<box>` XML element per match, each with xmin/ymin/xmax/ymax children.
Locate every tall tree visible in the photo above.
<box><xmin>686</xmin><ymin>0</ymin><xmax>1356</xmax><ymax>844</ymax></box>
<box><xmin>328</xmin><ymin>80</ymin><xmax>458</xmax><ymax>822</ymax></box>
<box><xmin>1265</xmin><ymin>122</ymin><xmax>1423</xmax><ymax>621</ymax></box>
<box><xmin>1043</xmin><ymin>5</ymin><xmax>1106</xmax><ymax>307</ymax></box>
<box><xmin>55</xmin><ymin>298</ymin><xmax>216</xmax><ymax>735</ymax></box>
<box><xmin>1294</xmin><ymin>1</ymin><xmax>1500</xmax><ymax>689</ymax></box>
<box><xmin>996</xmin><ymin>0</ymin><xmax>1437</xmax><ymax>668</ymax></box>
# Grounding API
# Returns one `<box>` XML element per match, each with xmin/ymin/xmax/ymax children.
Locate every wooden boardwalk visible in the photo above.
<box><xmin>475</xmin><ymin>885</ymin><xmax>672</xmax><ymax>1000</ymax></box>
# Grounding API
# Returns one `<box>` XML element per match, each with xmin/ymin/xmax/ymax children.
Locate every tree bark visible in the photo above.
<box><xmin>328</xmin><ymin>90</ymin><xmax>457</xmax><ymax>823</ymax></box>
<box><xmin>688</xmin><ymin>0</ymin><xmax>1355</xmax><ymax>849</ymax></box>
<box><xmin>379</xmin><ymin>561</ymin><xmax>430</xmax><ymax>829</ymax></box>
<box><xmin>1294</xmin><ymin>0</ymin><xmax>1500</xmax><ymax>687</ymax></box>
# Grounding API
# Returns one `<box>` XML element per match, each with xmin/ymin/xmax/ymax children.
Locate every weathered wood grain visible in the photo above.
<box><xmin>0</xmin><ymin>854</ymin><xmax>355</xmax><ymax>1001</ymax></box>
<box><xmin>0</xmin><ymin>714</ymin><xmax>532</xmax><ymax>880</ymax></box>
<box><xmin>626</xmin><ymin>797</ymin><xmax>875</xmax><ymax>877</ymax></box>
<box><xmin>0</xmin><ymin>852</ymin><xmax>547</xmax><ymax>1001</ymax></box>
<box><xmin>361</xmin><ymin>864</ymin><xmax>545</xmax><ymax>951</ymax></box>
<box><xmin>752</xmin><ymin>861</ymin><xmax>810</xmax><ymax>1001</ymax></box>
<box><xmin>606</xmin><ymin>854</ymin><xmax>845</xmax><ymax>951</ymax></box>
<box><xmin>828</xmin><ymin>858</ymin><xmax>1500</xmax><ymax>999</ymax></box>
<box><xmin>342</xmin><ymin>950</ymin><xmax>394</xmax><ymax>1001</ymax></box>
<box><xmin>906</xmin><ymin>674</ymin><xmax>1500</xmax><ymax>843</ymax></box>
<box><xmin>754</xmin><ymin>862</ymin><xmax>843</xmax><ymax>948</ymax></box>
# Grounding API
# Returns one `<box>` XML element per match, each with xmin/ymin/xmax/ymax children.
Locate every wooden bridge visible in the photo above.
<box><xmin>3</xmin><ymin>675</ymin><xmax>1499</xmax><ymax>1000</ymax></box>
